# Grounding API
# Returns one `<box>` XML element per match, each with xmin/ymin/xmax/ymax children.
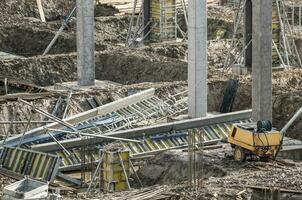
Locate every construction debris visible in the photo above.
<box><xmin>0</xmin><ymin>0</ymin><xmax>302</xmax><ymax>199</ymax></box>
<box><xmin>2</xmin><ymin>177</ymin><xmax>49</xmax><ymax>200</ymax></box>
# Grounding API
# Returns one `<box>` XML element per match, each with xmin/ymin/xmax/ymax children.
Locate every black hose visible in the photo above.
<box><xmin>257</xmin><ymin>120</ymin><xmax>272</xmax><ymax>132</ymax></box>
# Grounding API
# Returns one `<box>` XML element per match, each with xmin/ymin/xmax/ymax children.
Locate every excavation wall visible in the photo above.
<box><xmin>0</xmin><ymin>0</ymin><xmax>74</xmax><ymax>20</ymax></box>
<box><xmin>0</xmin><ymin>49</ymin><xmax>187</xmax><ymax>86</ymax></box>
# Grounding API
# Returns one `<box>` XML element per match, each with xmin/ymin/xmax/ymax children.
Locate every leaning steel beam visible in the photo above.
<box><xmin>32</xmin><ymin>109</ymin><xmax>252</xmax><ymax>152</ymax></box>
<box><xmin>36</xmin><ymin>0</ymin><xmax>46</xmax><ymax>22</ymax></box>
<box><xmin>47</xmin><ymin>128</ymin><xmax>142</xmax><ymax>143</ymax></box>
<box><xmin>50</xmin><ymin>116</ymin><xmax>251</xmax><ymax>171</ymax></box>
<box><xmin>1</xmin><ymin>89</ymin><xmax>155</xmax><ymax>147</ymax></box>
<box><xmin>56</xmin><ymin>172</ymin><xmax>82</xmax><ymax>186</ymax></box>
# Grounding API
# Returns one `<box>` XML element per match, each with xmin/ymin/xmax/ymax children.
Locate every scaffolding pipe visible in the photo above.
<box><xmin>43</xmin><ymin>6</ymin><xmax>76</xmax><ymax>55</ymax></box>
<box><xmin>281</xmin><ymin>107</ymin><xmax>302</xmax><ymax>135</ymax></box>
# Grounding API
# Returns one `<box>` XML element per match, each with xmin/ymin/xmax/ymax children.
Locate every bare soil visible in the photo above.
<box><xmin>61</xmin><ymin>148</ymin><xmax>302</xmax><ymax>200</ymax></box>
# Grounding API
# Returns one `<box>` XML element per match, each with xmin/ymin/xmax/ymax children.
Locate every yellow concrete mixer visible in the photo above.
<box><xmin>228</xmin><ymin>120</ymin><xmax>281</xmax><ymax>162</ymax></box>
<box><xmin>228</xmin><ymin>107</ymin><xmax>302</xmax><ymax>162</ymax></box>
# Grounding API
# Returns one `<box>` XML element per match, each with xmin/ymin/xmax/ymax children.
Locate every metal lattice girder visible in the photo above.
<box><xmin>2</xmin><ymin>88</ymin><xmax>188</xmax><ymax>149</ymax></box>
<box><xmin>1</xmin><ymin>88</ymin><xmax>188</xmax><ymax>173</ymax></box>
<box><xmin>58</xmin><ymin>118</ymin><xmax>252</xmax><ymax>171</ymax></box>
<box><xmin>1</xmin><ymin>89</ymin><xmax>157</xmax><ymax>147</ymax></box>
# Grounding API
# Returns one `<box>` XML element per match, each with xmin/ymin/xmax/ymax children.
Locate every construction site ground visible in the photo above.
<box><xmin>0</xmin><ymin>0</ymin><xmax>302</xmax><ymax>199</ymax></box>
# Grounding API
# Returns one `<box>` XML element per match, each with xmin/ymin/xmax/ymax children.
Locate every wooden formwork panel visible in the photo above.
<box><xmin>149</xmin><ymin>0</ymin><xmax>177</xmax><ymax>41</ymax></box>
<box><xmin>101</xmin><ymin>150</ymin><xmax>130</xmax><ymax>192</ymax></box>
<box><xmin>0</xmin><ymin>147</ymin><xmax>61</xmax><ymax>182</ymax></box>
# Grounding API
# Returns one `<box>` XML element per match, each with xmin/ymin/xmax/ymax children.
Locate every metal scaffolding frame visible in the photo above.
<box><xmin>224</xmin><ymin>0</ymin><xmax>302</xmax><ymax>70</ymax></box>
<box><xmin>285</xmin><ymin>2</ymin><xmax>302</xmax><ymax>31</ymax></box>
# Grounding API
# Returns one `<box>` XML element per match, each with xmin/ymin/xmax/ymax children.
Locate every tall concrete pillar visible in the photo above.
<box><xmin>252</xmin><ymin>0</ymin><xmax>273</xmax><ymax>122</ymax></box>
<box><xmin>77</xmin><ymin>0</ymin><xmax>95</xmax><ymax>86</ymax></box>
<box><xmin>188</xmin><ymin>0</ymin><xmax>207</xmax><ymax>118</ymax></box>
<box><xmin>244</xmin><ymin>0</ymin><xmax>252</xmax><ymax>69</ymax></box>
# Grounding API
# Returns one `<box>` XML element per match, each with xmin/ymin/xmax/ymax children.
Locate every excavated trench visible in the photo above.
<box><xmin>0</xmin><ymin>24</ymin><xmax>76</xmax><ymax>56</ymax></box>
<box><xmin>0</xmin><ymin>4</ymin><xmax>233</xmax><ymax>58</ymax></box>
<box><xmin>0</xmin><ymin>1</ymin><xmax>122</xmax><ymax>57</ymax></box>
<box><xmin>0</xmin><ymin>45</ymin><xmax>301</xmax><ymax>140</ymax></box>
<box><xmin>0</xmin><ymin>15</ymin><xmax>126</xmax><ymax>57</ymax></box>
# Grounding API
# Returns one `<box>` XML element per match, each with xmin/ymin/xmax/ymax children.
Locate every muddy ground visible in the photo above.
<box><xmin>61</xmin><ymin>148</ymin><xmax>302</xmax><ymax>200</ymax></box>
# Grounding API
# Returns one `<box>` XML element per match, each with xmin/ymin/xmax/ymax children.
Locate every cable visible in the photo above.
<box><xmin>258</xmin><ymin>128</ymin><xmax>270</xmax><ymax>154</ymax></box>
<box><xmin>255</xmin><ymin>128</ymin><xmax>270</xmax><ymax>155</ymax></box>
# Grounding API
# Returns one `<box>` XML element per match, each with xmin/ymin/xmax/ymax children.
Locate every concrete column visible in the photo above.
<box><xmin>188</xmin><ymin>0</ymin><xmax>207</xmax><ymax>118</ymax></box>
<box><xmin>244</xmin><ymin>0</ymin><xmax>252</xmax><ymax>69</ymax></box>
<box><xmin>252</xmin><ymin>0</ymin><xmax>273</xmax><ymax>122</ymax></box>
<box><xmin>77</xmin><ymin>0</ymin><xmax>95</xmax><ymax>86</ymax></box>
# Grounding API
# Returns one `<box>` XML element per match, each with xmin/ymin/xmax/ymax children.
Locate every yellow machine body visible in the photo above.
<box><xmin>228</xmin><ymin>124</ymin><xmax>282</xmax><ymax>159</ymax></box>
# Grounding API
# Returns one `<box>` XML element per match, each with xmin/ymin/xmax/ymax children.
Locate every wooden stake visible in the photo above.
<box><xmin>36</xmin><ymin>0</ymin><xmax>46</xmax><ymax>22</ymax></box>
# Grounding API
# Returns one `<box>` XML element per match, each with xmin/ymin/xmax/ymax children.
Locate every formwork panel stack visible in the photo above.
<box><xmin>150</xmin><ymin>0</ymin><xmax>177</xmax><ymax>41</ymax></box>
<box><xmin>100</xmin><ymin>146</ymin><xmax>130</xmax><ymax>192</ymax></box>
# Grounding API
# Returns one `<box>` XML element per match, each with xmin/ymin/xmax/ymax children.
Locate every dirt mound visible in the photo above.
<box><xmin>137</xmin><ymin>150</ymin><xmax>227</xmax><ymax>186</ymax></box>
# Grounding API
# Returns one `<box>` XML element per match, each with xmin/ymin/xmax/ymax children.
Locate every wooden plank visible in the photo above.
<box><xmin>36</xmin><ymin>0</ymin><xmax>46</xmax><ymax>22</ymax></box>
